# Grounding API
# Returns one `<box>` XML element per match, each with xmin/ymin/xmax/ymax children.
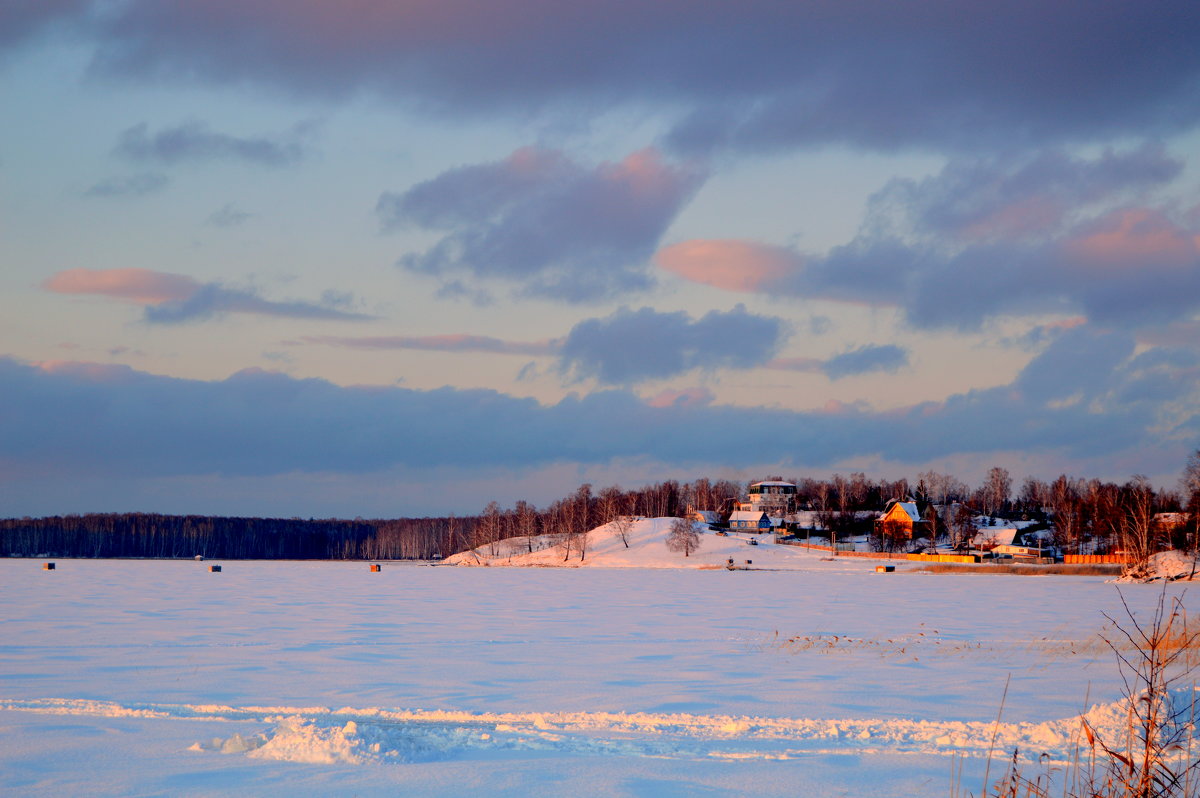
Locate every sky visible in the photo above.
<box><xmin>2</xmin><ymin>1</ymin><xmax>1200</xmax><ymax>518</ymax></box>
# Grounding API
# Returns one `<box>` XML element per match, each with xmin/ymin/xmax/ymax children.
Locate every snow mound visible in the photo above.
<box><xmin>170</xmin><ymin>688</ymin><xmax>1200</xmax><ymax>767</ymax></box>
<box><xmin>443</xmin><ymin>517</ymin><xmax>838</xmax><ymax>570</ymax></box>
<box><xmin>18</xmin><ymin>690</ymin><xmax>1200</xmax><ymax>769</ymax></box>
<box><xmin>189</xmin><ymin>732</ymin><xmax>265</xmax><ymax>755</ymax></box>
<box><xmin>197</xmin><ymin>717</ymin><xmax>461</xmax><ymax>765</ymax></box>
<box><xmin>1118</xmin><ymin>550</ymin><xmax>1200</xmax><ymax>582</ymax></box>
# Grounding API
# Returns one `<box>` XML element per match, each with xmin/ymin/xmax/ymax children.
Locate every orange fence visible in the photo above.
<box><xmin>780</xmin><ymin>542</ymin><xmax>979</xmax><ymax>563</ymax></box>
<box><xmin>905</xmin><ymin>553</ymin><xmax>981</xmax><ymax>564</ymax></box>
<box><xmin>1063</xmin><ymin>554</ymin><xmax>1128</xmax><ymax>564</ymax></box>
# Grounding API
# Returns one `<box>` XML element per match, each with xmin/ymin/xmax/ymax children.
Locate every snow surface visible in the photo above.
<box><xmin>445</xmin><ymin>517</ymin><xmax>825</xmax><ymax>569</ymax></box>
<box><xmin>3</xmin><ymin>533</ymin><xmax>1198</xmax><ymax>796</ymax></box>
<box><xmin>1121</xmin><ymin>549</ymin><xmax>1200</xmax><ymax>581</ymax></box>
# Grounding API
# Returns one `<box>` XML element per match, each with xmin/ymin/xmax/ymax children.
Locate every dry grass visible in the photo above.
<box><xmin>762</xmin><ymin>627</ymin><xmax>982</xmax><ymax>661</ymax></box>
<box><xmin>968</xmin><ymin>589</ymin><xmax>1200</xmax><ymax>797</ymax></box>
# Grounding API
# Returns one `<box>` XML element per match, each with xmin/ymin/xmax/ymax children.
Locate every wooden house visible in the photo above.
<box><xmin>727</xmin><ymin>510</ymin><xmax>772</xmax><ymax>532</ymax></box>
<box><xmin>874</xmin><ymin>500</ymin><xmax>931</xmax><ymax>541</ymax></box>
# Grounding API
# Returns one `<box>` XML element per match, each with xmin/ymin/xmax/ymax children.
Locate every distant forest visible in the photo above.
<box><xmin>3</xmin><ymin>456</ymin><xmax>1199</xmax><ymax>560</ymax></box>
<box><xmin>1</xmin><ymin>478</ymin><xmax>730</xmax><ymax>560</ymax></box>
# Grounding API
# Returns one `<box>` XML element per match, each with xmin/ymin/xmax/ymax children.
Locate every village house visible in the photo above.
<box><xmin>745</xmin><ymin>480</ymin><xmax>797</xmax><ymax>516</ymax></box>
<box><xmin>729</xmin><ymin>480</ymin><xmax>797</xmax><ymax>533</ymax></box>
<box><xmin>727</xmin><ymin>510</ymin><xmax>773</xmax><ymax>532</ymax></box>
<box><xmin>992</xmin><ymin>542</ymin><xmax>1052</xmax><ymax>561</ymax></box>
<box><xmin>874</xmin><ymin>499</ymin><xmax>931</xmax><ymax>542</ymax></box>
<box><xmin>686</xmin><ymin>508</ymin><xmax>722</xmax><ymax>527</ymax></box>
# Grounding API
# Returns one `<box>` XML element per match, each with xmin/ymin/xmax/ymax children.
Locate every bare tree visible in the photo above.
<box><xmin>480</xmin><ymin>501</ymin><xmax>502</xmax><ymax>556</ymax></box>
<box><xmin>1122</xmin><ymin>475</ymin><xmax>1158</xmax><ymax>568</ymax></box>
<box><xmin>1183</xmin><ymin>449</ymin><xmax>1200</xmax><ymax>505</ymax></box>
<box><xmin>597</xmin><ymin>486</ymin><xmax>622</xmax><ymax>528</ymax></box>
<box><xmin>666</xmin><ymin>518</ymin><xmax>702</xmax><ymax>558</ymax></box>
<box><xmin>445</xmin><ymin>514</ymin><xmax>460</xmax><ymax>556</ymax></box>
<box><xmin>557</xmin><ymin>499</ymin><xmax>578</xmax><ymax>562</ymax></box>
<box><xmin>1182</xmin><ymin>450</ymin><xmax>1200</xmax><ymax>553</ymax></box>
<box><xmin>691</xmin><ymin>478</ymin><xmax>715</xmax><ymax>512</ymax></box>
<box><xmin>847</xmin><ymin>472</ymin><xmax>869</xmax><ymax>510</ymax></box>
<box><xmin>611</xmin><ymin>510</ymin><xmax>635</xmax><ymax>549</ymax></box>
<box><xmin>872</xmin><ymin>518</ymin><xmax>908</xmax><ymax>553</ymax></box>
<box><xmin>1019</xmin><ymin>476</ymin><xmax>1048</xmax><ymax>514</ymax></box>
<box><xmin>1049</xmin><ymin>475</ymin><xmax>1085</xmax><ymax>554</ymax></box>
<box><xmin>950</xmin><ymin>504</ymin><xmax>977</xmax><ymax>551</ymax></box>
<box><xmin>1085</xmin><ymin>480</ymin><xmax>1120</xmax><ymax>555</ymax></box>
<box><xmin>571</xmin><ymin>484</ymin><xmax>593</xmax><ymax>562</ymax></box>
<box><xmin>982</xmin><ymin>466</ymin><xmax>1012</xmax><ymax>517</ymax></box>
<box><xmin>514</xmin><ymin>500</ymin><xmax>538</xmax><ymax>553</ymax></box>
<box><xmin>919</xmin><ymin>470</ymin><xmax>968</xmax><ymax>506</ymax></box>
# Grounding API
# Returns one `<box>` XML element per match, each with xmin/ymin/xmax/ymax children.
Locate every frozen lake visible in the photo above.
<box><xmin>1</xmin><ymin>558</ymin><xmax>1191</xmax><ymax>796</ymax></box>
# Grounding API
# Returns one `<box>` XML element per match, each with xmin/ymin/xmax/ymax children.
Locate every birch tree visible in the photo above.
<box><xmin>666</xmin><ymin>518</ymin><xmax>702</xmax><ymax>558</ymax></box>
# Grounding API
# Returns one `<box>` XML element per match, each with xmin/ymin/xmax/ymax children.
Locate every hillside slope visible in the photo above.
<box><xmin>444</xmin><ymin>517</ymin><xmax>834</xmax><ymax>569</ymax></box>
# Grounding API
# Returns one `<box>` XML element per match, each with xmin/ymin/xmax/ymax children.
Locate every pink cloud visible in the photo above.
<box><xmin>43</xmin><ymin>268</ymin><xmax>198</xmax><ymax>304</ymax></box>
<box><xmin>34</xmin><ymin>360</ymin><xmax>138</xmax><ymax>382</ymax></box>
<box><xmin>1042</xmin><ymin>316</ymin><xmax>1087</xmax><ymax>331</ymax></box>
<box><xmin>1065</xmin><ymin>208</ymin><xmax>1200</xmax><ymax>266</ymax></box>
<box><xmin>602</xmin><ymin>148</ymin><xmax>692</xmax><ymax>197</ymax></box>
<box><xmin>646</xmin><ymin>386</ymin><xmax>715</xmax><ymax>408</ymax></box>
<box><xmin>42</xmin><ymin>268</ymin><xmax>370</xmax><ymax>323</ymax></box>
<box><xmin>959</xmin><ymin>194</ymin><xmax>1066</xmax><ymax>241</ymax></box>
<box><xmin>655</xmin><ymin>239</ymin><xmax>798</xmax><ymax>292</ymax></box>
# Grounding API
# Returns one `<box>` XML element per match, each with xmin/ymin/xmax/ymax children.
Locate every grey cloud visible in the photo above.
<box><xmin>380</xmin><ymin>147</ymin><xmax>705</xmax><ymax>302</ymax></box>
<box><xmin>661</xmin><ymin>6</ymin><xmax>1200</xmax><ymax>155</ymax></box>
<box><xmin>51</xmin><ymin>2</ymin><xmax>1199</xmax><ymax>155</ymax></box>
<box><xmin>84</xmin><ymin>172</ymin><xmax>169</xmax><ymax>197</ymax></box>
<box><xmin>1014</xmin><ymin>327</ymin><xmax>1136</xmax><ymax>403</ymax></box>
<box><xmin>1113</xmin><ymin>348</ymin><xmax>1200</xmax><ymax>406</ymax></box>
<box><xmin>558</xmin><ymin>305</ymin><xmax>787</xmax><ymax>384</ymax></box>
<box><xmin>304</xmin><ymin>334</ymin><xmax>557</xmax><ymax>357</ymax></box>
<box><xmin>807</xmin><ymin>316</ymin><xmax>833</xmax><ymax>336</ymax></box>
<box><xmin>765</xmin><ymin>344</ymin><xmax>909</xmax><ymax>380</ymax></box>
<box><xmin>0</xmin><ymin>0</ymin><xmax>85</xmax><ymax>49</ymax></box>
<box><xmin>207</xmin><ymin>203</ymin><xmax>252</xmax><ymax>227</ymax></box>
<box><xmin>116</xmin><ymin>121</ymin><xmax>305</xmax><ymax>167</ymax></box>
<box><xmin>869</xmin><ymin>145</ymin><xmax>1183</xmax><ymax>242</ymax></box>
<box><xmin>305</xmin><ymin>305</ymin><xmax>787</xmax><ymax>384</ymax></box>
<box><xmin>1</xmin><ymin>324</ymin><xmax>1194</xmax><ymax>480</ymax></box>
<box><xmin>822</xmin><ymin>344</ymin><xmax>909</xmax><ymax>380</ymax></box>
<box><xmin>749</xmin><ymin>148</ymin><xmax>1200</xmax><ymax>331</ymax></box>
<box><xmin>143</xmin><ymin>283</ymin><xmax>372</xmax><ymax>324</ymax></box>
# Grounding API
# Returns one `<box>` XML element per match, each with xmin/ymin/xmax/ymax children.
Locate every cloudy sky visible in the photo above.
<box><xmin>3</xmin><ymin>1</ymin><xmax>1200</xmax><ymax>517</ymax></box>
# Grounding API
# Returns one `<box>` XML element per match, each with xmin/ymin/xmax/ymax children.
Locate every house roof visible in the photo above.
<box><xmin>728</xmin><ymin>510</ymin><xmax>769</xmax><ymax>522</ymax></box>
<box><xmin>881</xmin><ymin>501</ymin><xmax>921</xmax><ymax>523</ymax></box>
<box><xmin>972</xmin><ymin>527</ymin><xmax>1020</xmax><ymax>547</ymax></box>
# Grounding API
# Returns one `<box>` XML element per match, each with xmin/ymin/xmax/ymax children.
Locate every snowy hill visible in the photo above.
<box><xmin>444</xmin><ymin>517</ymin><xmax>832</xmax><ymax>569</ymax></box>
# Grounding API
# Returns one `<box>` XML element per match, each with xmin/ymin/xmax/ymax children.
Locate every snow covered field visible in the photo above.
<box><xmin>2</xmin><ymin>537</ymin><xmax>1196</xmax><ymax>796</ymax></box>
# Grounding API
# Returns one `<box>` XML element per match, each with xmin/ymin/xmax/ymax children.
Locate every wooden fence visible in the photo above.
<box><xmin>905</xmin><ymin>553</ymin><xmax>981</xmax><ymax>564</ymax></box>
<box><xmin>778</xmin><ymin>541</ymin><xmax>978</xmax><ymax>563</ymax></box>
<box><xmin>837</xmin><ymin>550</ymin><xmax>912</xmax><ymax>560</ymax></box>
<box><xmin>1063</xmin><ymin>554</ymin><xmax>1128</xmax><ymax>564</ymax></box>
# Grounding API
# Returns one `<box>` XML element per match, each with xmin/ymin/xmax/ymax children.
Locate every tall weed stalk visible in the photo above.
<box><xmin>973</xmin><ymin>588</ymin><xmax>1200</xmax><ymax>798</ymax></box>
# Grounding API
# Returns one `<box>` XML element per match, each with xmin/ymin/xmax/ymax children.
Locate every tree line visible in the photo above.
<box><xmin>3</xmin><ymin>453</ymin><xmax>1198</xmax><ymax>560</ymax></box>
<box><xmin>0</xmin><ymin>514</ymin><xmax>470</xmax><ymax>560</ymax></box>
